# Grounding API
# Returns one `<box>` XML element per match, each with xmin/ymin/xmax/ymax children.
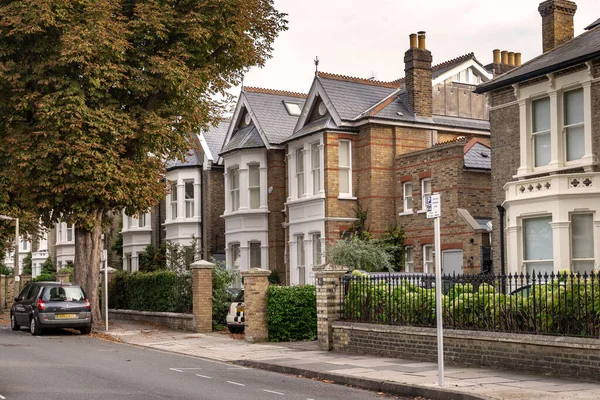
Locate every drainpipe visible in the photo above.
<box><xmin>496</xmin><ymin>205</ymin><xmax>506</xmax><ymax>293</ymax></box>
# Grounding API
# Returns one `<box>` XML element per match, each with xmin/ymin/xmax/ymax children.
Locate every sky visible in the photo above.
<box><xmin>239</xmin><ymin>0</ymin><xmax>599</xmax><ymax>95</ymax></box>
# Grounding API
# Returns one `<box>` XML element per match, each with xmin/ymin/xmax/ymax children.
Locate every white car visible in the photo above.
<box><xmin>225</xmin><ymin>290</ymin><xmax>244</xmax><ymax>334</ymax></box>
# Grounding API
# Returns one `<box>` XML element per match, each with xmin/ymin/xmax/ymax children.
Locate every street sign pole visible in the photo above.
<box><xmin>426</xmin><ymin>193</ymin><xmax>444</xmax><ymax>387</ymax></box>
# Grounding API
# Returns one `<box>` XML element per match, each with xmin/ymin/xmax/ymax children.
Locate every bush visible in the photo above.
<box><xmin>212</xmin><ymin>261</ymin><xmax>235</xmax><ymax>330</ymax></box>
<box><xmin>22</xmin><ymin>252</ymin><xmax>32</xmax><ymax>275</ymax></box>
<box><xmin>139</xmin><ymin>244</ymin><xmax>167</xmax><ymax>272</ymax></box>
<box><xmin>0</xmin><ymin>263</ymin><xmax>13</xmax><ymax>276</ymax></box>
<box><xmin>327</xmin><ymin>237</ymin><xmax>392</xmax><ymax>272</ymax></box>
<box><xmin>267</xmin><ymin>285</ymin><xmax>317</xmax><ymax>342</ymax></box>
<box><xmin>33</xmin><ymin>273</ymin><xmax>56</xmax><ymax>282</ymax></box>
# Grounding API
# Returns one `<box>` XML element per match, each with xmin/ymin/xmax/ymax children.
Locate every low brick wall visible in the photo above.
<box><xmin>109</xmin><ymin>309</ymin><xmax>194</xmax><ymax>332</ymax></box>
<box><xmin>332</xmin><ymin>322</ymin><xmax>600</xmax><ymax>382</ymax></box>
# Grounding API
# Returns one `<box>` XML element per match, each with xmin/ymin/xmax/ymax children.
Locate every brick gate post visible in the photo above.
<box><xmin>191</xmin><ymin>260</ymin><xmax>214</xmax><ymax>333</ymax></box>
<box><xmin>240</xmin><ymin>268</ymin><xmax>271</xmax><ymax>343</ymax></box>
<box><xmin>313</xmin><ymin>263</ymin><xmax>348</xmax><ymax>351</ymax></box>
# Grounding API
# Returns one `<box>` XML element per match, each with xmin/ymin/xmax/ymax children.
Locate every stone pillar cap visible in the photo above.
<box><xmin>191</xmin><ymin>260</ymin><xmax>216</xmax><ymax>269</ymax></box>
<box><xmin>312</xmin><ymin>263</ymin><xmax>349</xmax><ymax>273</ymax></box>
<box><xmin>240</xmin><ymin>268</ymin><xmax>271</xmax><ymax>277</ymax></box>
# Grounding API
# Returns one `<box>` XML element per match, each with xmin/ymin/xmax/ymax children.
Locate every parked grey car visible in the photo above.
<box><xmin>10</xmin><ymin>282</ymin><xmax>92</xmax><ymax>335</ymax></box>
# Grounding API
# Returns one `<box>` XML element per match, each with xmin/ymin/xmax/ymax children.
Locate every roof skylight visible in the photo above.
<box><xmin>283</xmin><ymin>101</ymin><xmax>302</xmax><ymax>116</ymax></box>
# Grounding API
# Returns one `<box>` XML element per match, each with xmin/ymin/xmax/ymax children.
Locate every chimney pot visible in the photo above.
<box><xmin>515</xmin><ymin>53</ymin><xmax>522</xmax><ymax>66</ymax></box>
<box><xmin>501</xmin><ymin>50</ymin><xmax>508</xmax><ymax>64</ymax></box>
<box><xmin>538</xmin><ymin>0</ymin><xmax>577</xmax><ymax>52</ymax></box>
<box><xmin>493</xmin><ymin>49</ymin><xmax>501</xmax><ymax>64</ymax></box>
<box><xmin>508</xmin><ymin>52</ymin><xmax>515</xmax><ymax>66</ymax></box>
<box><xmin>409</xmin><ymin>33</ymin><xmax>418</xmax><ymax>49</ymax></box>
<box><xmin>417</xmin><ymin>31</ymin><xmax>426</xmax><ymax>49</ymax></box>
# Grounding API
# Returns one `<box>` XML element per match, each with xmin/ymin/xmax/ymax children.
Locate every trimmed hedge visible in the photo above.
<box><xmin>267</xmin><ymin>285</ymin><xmax>317</xmax><ymax>342</ymax></box>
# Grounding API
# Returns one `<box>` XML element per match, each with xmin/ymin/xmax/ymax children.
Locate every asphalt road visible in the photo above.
<box><xmin>0</xmin><ymin>325</ymin><xmax>404</xmax><ymax>400</ymax></box>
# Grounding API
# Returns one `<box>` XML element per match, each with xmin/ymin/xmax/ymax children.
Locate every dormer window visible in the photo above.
<box><xmin>284</xmin><ymin>101</ymin><xmax>302</xmax><ymax>116</ymax></box>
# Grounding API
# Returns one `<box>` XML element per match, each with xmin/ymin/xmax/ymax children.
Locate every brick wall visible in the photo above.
<box><xmin>267</xmin><ymin>150</ymin><xmax>286</xmax><ymax>276</ymax></box>
<box><xmin>332</xmin><ymin>322</ymin><xmax>600</xmax><ymax>382</ymax></box>
<box><xmin>539</xmin><ymin>0</ymin><xmax>577</xmax><ymax>53</ymax></box>
<box><xmin>241</xmin><ymin>268</ymin><xmax>270</xmax><ymax>342</ymax></box>
<box><xmin>488</xmin><ymin>87</ymin><xmax>519</xmax><ymax>274</ymax></box>
<box><xmin>395</xmin><ymin>142</ymin><xmax>491</xmax><ymax>274</ymax></box>
<box><xmin>109</xmin><ymin>309</ymin><xmax>194</xmax><ymax>331</ymax></box>
<box><xmin>202</xmin><ymin>167</ymin><xmax>225</xmax><ymax>259</ymax></box>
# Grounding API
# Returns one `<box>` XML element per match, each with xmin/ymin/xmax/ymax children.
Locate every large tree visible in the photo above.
<box><xmin>0</xmin><ymin>0</ymin><xmax>287</xmax><ymax>322</ymax></box>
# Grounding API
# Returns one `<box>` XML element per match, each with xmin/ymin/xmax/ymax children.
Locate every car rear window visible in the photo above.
<box><xmin>42</xmin><ymin>286</ymin><xmax>86</xmax><ymax>302</ymax></box>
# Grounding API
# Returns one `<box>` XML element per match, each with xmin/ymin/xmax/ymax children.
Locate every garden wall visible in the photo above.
<box><xmin>332</xmin><ymin>322</ymin><xmax>600</xmax><ymax>382</ymax></box>
<box><xmin>109</xmin><ymin>309</ymin><xmax>194</xmax><ymax>332</ymax></box>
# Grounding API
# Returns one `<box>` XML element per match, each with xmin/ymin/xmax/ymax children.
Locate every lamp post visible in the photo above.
<box><xmin>0</xmin><ymin>215</ymin><xmax>19</xmax><ymax>276</ymax></box>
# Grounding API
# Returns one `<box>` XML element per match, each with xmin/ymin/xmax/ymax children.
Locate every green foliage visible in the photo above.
<box><xmin>373</xmin><ymin>225</ymin><xmax>406</xmax><ymax>271</ymax></box>
<box><xmin>22</xmin><ymin>252</ymin><xmax>32</xmax><ymax>275</ymax></box>
<box><xmin>268</xmin><ymin>271</ymin><xmax>281</xmax><ymax>285</ymax></box>
<box><xmin>212</xmin><ymin>260</ymin><xmax>236</xmax><ymax>330</ymax></box>
<box><xmin>166</xmin><ymin>237</ymin><xmax>200</xmax><ymax>273</ymax></box>
<box><xmin>0</xmin><ymin>262</ymin><xmax>13</xmax><ymax>276</ymax></box>
<box><xmin>267</xmin><ymin>285</ymin><xmax>317</xmax><ymax>342</ymax></box>
<box><xmin>33</xmin><ymin>273</ymin><xmax>56</xmax><ymax>282</ymax></box>
<box><xmin>40</xmin><ymin>257</ymin><xmax>56</xmax><ymax>276</ymax></box>
<box><xmin>112</xmin><ymin>233</ymin><xmax>124</xmax><ymax>261</ymax></box>
<box><xmin>139</xmin><ymin>244</ymin><xmax>167</xmax><ymax>272</ymax></box>
<box><xmin>59</xmin><ymin>265</ymin><xmax>74</xmax><ymax>282</ymax></box>
<box><xmin>343</xmin><ymin>278</ymin><xmax>600</xmax><ymax>337</ymax></box>
<box><xmin>108</xmin><ymin>270</ymin><xmax>192</xmax><ymax>313</ymax></box>
<box><xmin>346</xmin><ymin>203</ymin><xmax>371</xmax><ymax>241</ymax></box>
<box><xmin>327</xmin><ymin>237</ymin><xmax>392</xmax><ymax>272</ymax></box>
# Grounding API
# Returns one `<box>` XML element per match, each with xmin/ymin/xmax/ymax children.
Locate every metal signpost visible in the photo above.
<box><xmin>426</xmin><ymin>193</ymin><xmax>444</xmax><ymax>387</ymax></box>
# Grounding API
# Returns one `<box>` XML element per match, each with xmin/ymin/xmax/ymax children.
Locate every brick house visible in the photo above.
<box><xmin>220</xmin><ymin>87</ymin><xmax>306</xmax><ymax>283</ymax></box>
<box><xmin>121</xmin><ymin>120</ymin><xmax>228</xmax><ymax>272</ymax></box>
<box><xmin>476</xmin><ymin>0</ymin><xmax>600</xmax><ymax>275</ymax></box>
<box><xmin>283</xmin><ymin>32</ymin><xmax>493</xmax><ymax>284</ymax></box>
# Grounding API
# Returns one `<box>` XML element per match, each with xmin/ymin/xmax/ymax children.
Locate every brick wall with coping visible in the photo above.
<box><xmin>332</xmin><ymin>322</ymin><xmax>600</xmax><ymax>382</ymax></box>
<box><xmin>313</xmin><ymin>263</ymin><xmax>347</xmax><ymax>350</ymax></box>
<box><xmin>109</xmin><ymin>309</ymin><xmax>194</xmax><ymax>331</ymax></box>
<box><xmin>241</xmin><ymin>268</ymin><xmax>271</xmax><ymax>343</ymax></box>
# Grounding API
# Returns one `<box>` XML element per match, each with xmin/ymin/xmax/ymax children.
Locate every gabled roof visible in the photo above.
<box><xmin>476</xmin><ymin>25</ymin><xmax>600</xmax><ymax>93</ymax></box>
<box><xmin>220</xmin><ymin>87</ymin><xmax>307</xmax><ymax>155</ymax></box>
<box><xmin>464</xmin><ymin>139</ymin><xmax>491</xmax><ymax>170</ymax></box>
<box><xmin>199</xmin><ymin>119</ymin><xmax>229</xmax><ymax>164</ymax></box>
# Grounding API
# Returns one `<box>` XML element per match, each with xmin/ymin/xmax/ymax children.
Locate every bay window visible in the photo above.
<box><xmin>532</xmin><ymin>97</ymin><xmax>551</xmax><ymax>167</ymax></box>
<box><xmin>571</xmin><ymin>213</ymin><xmax>594</xmax><ymax>274</ymax></box>
<box><xmin>249</xmin><ymin>164</ymin><xmax>260</xmax><ymax>209</ymax></box>
<box><xmin>138</xmin><ymin>214</ymin><xmax>146</xmax><ymax>228</ymax></box>
<box><xmin>230</xmin><ymin>168</ymin><xmax>240</xmax><ymax>212</ymax></box>
<box><xmin>312</xmin><ymin>233</ymin><xmax>322</xmax><ymax>267</ymax></box>
<box><xmin>403</xmin><ymin>182</ymin><xmax>413</xmax><ymax>213</ymax></box>
<box><xmin>297</xmin><ymin>235</ymin><xmax>305</xmax><ymax>285</ymax></box>
<box><xmin>339</xmin><ymin>140</ymin><xmax>352</xmax><ymax>196</ymax></box>
<box><xmin>185</xmin><ymin>180</ymin><xmax>194</xmax><ymax>218</ymax></box>
<box><xmin>564</xmin><ymin>88</ymin><xmax>584</xmax><ymax>162</ymax></box>
<box><xmin>523</xmin><ymin>216</ymin><xmax>553</xmax><ymax>275</ymax></box>
<box><xmin>296</xmin><ymin>148</ymin><xmax>304</xmax><ymax>197</ymax></box>
<box><xmin>170</xmin><ymin>182</ymin><xmax>178</xmax><ymax>219</ymax></box>
<box><xmin>250</xmin><ymin>242</ymin><xmax>261</xmax><ymax>268</ymax></box>
<box><xmin>66</xmin><ymin>224</ymin><xmax>74</xmax><ymax>242</ymax></box>
<box><xmin>311</xmin><ymin>143</ymin><xmax>321</xmax><ymax>195</ymax></box>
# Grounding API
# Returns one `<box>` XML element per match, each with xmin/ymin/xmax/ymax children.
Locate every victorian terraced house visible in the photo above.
<box><xmin>476</xmin><ymin>0</ymin><xmax>600</xmax><ymax>275</ymax></box>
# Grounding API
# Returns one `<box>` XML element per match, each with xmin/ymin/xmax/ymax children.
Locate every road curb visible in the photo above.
<box><xmin>234</xmin><ymin>359</ymin><xmax>491</xmax><ymax>400</ymax></box>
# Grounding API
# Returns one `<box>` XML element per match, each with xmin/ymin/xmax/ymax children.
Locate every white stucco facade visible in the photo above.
<box><xmin>121</xmin><ymin>211</ymin><xmax>152</xmax><ymax>272</ymax></box>
<box><xmin>223</xmin><ymin>149</ymin><xmax>270</xmax><ymax>274</ymax></box>
<box><xmin>55</xmin><ymin>222</ymin><xmax>75</xmax><ymax>269</ymax></box>
<box><xmin>164</xmin><ymin>167</ymin><xmax>202</xmax><ymax>247</ymax></box>
<box><xmin>504</xmin><ymin>67</ymin><xmax>598</xmax><ymax>275</ymax></box>
<box><xmin>286</xmin><ymin>134</ymin><xmax>325</xmax><ymax>285</ymax></box>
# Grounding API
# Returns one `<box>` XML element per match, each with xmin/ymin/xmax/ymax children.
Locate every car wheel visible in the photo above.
<box><xmin>228</xmin><ymin>326</ymin><xmax>244</xmax><ymax>334</ymax></box>
<box><xmin>10</xmin><ymin>314</ymin><xmax>20</xmax><ymax>331</ymax></box>
<box><xmin>80</xmin><ymin>325</ymin><xmax>92</xmax><ymax>335</ymax></box>
<box><xmin>29</xmin><ymin>317</ymin><xmax>42</xmax><ymax>336</ymax></box>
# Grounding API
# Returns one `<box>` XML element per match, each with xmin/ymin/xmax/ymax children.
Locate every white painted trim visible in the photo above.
<box><xmin>294</xmin><ymin>78</ymin><xmax>343</xmax><ymax>132</ymax></box>
<box><xmin>197</xmin><ymin>132</ymin><xmax>213</xmax><ymax>161</ymax></box>
<box><xmin>432</xmin><ymin>59</ymin><xmax>492</xmax><ymax>86</ymax></box>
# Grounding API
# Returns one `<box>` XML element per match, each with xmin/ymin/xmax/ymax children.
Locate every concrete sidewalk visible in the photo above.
<box><xmin>100</xmin><ymin>321</ymin><xmax>600</xmax><ymax>400</ymax></box>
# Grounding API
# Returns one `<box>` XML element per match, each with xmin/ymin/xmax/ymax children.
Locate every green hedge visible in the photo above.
<box><xmin>267</xmin><ymin>285</ymin><xmax>317</xmax><ymax>342</ymax></box>
<box><xmin>108</xmin><ymin>270</ymin><xmax>192</xmax><ymax>313</ymax></box>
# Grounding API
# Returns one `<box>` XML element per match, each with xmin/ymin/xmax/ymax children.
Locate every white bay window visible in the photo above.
<box><xmin>185</xmin><ymin>180</ymin><xmax>194</xmax><ymax>218</ymax></box>
<box><xmin>296</xmin><ymin>148</ymin><xmax>305</xmax><ymax>197</ymax></box>
<box><xmin>571</xmin><ymin>213</ymin><xmax>594</xmax><ymax>274</ymax></box>
<box><xmin>248</xmin><ymin>164</ymin><xmax>260</xmax><ymax>209</ymax></box>
<box><xmin>532</xmin><ymin>97</ymin><xmax>551</xmax><ymax>167</ymax></box>
<box><xmin>523</xmin><ymin>216</ymin><xmax>553</xmax><ymax>275</ymax></box>
<box><xmin>564</xmin><ymin>88</ymin><xmax>584</xmax><ymax>162</ymax></box>
<box><xmin>311</xmin><ymin>143</ymin><xmax>321</xmax><ymax>195</ymax></box>
<box><xmin>170</xmin><ymin>182</ymin><xmax>178</xmax><ymax>219</ymax></box>
<box><xmin>230</xmin><ymin>168</ymin><xmax>240</xmax><ymax>212</ymax></box>
<box><xmin>339</xmin><ymin>140</ymin><xmax>352</xmax><ymax>196</ymax></box>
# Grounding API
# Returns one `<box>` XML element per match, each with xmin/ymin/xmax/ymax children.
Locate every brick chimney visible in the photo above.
<box><xmin>538</xmin><ymin>0</ymin><xmax>577</xmax><ymax>53</ymax></box>
<box><xmin>404</xmin><ymin>31</ymin><xmax>432</xmax><ymax>117</ymax></box>
<box><xmin>491</xmin><ymin>49</ymin><xmax>521</xmax><ymax>77</ymax></box>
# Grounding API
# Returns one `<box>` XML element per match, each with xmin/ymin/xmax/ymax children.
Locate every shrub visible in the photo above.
<box><xmin>267</xmin><ymin>285</ymin><xmax>317</xmax><ymax>342</ymax></box>
<box><xmin>22</xmin><ymin>252</ymin><xmax>32</xmax><ymax>275</ymax></box>
<box><xmin>33</xmin><ymin>273</ymin><xmax>56</xmax><ymax>282</ymax></box>
<box><xmin>212</xmin><ymin>261</ymin><xmax>235</xmax><ymax>330</ymax></box>
<box><xmin>139</xmin><ymin>244</ymin><xmax>167</xmax><ymax>272</ymax></box>
<box><xmin>373</xmin><ymin>225</ymin><xmax>406</xmax><ymax>271</ymax></box>
<box><xmin>268</xmin><ymin>271</ymin><xmax>281</xmax><ymax>285</ymax></box>
<box><xmin>0</xmin><ymin>263</ymin><xmax>13</xmax><ymax>276</ymax></box>
<box><xmin>327</xmin><ymin>237</ymin><xmax>392</xmax><ymax>272</ymax></box>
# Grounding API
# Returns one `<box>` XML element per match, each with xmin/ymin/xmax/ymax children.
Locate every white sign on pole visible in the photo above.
<box><xmin>426</xmin><ymin>194</ymin><xmax>441</xmax><ymax>219</ymax></box>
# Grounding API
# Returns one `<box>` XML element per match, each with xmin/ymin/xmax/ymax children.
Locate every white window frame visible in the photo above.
<box><xmin>184</xmin><ymin>180</ymin><xmax>195</xmax><ymax>218</ymax></box>
<box><xmin>522</xmin><ymin>215</ymin><xmax>554</xmax><ymax>276</ymax></box>
<box><xmin>423</xmin><ymin>244</ymin><xmax>433</xmax><ymax>273</ymax></box>
<box><xmin>531</xmin><ymin>96</ymin><xmax>551</xmax><ymax>168</ymax></box>
<box><xmin>570</xmin><ymin>213</ymin><xmax>595</xmax><ymax>274</ymax></box>
<box><xmin>230</xmin><ymin>167</ymin><xmax>240</xmax><ymax>212</ymax></box>
<box><xmin>562</xmin><ymin>88</ymin><xmax>585</xmax><ymax>163</ymax></box>
<box><xmin>311</xmin><ymin>143</ymin><xmax>321</xmax><ymax>195</ymax></box>
<box><xmin>405</xmin><ymin>246</ymin><xmax>414</xmax><ymax>272</ymax></box>
<box><xmin>297</xmin><ymin>235</ymin><xmax>305</xmax><ymax>285</ymax></box>
<box><xmin>403</xmin><ymin>181</ymin><xmax>413</xmax><ymax>213</ymax></box>
<box><xmin>249</xmin><ymin>241</ymin><xmax>261</xmax><ymax>269</ymax></box>
<box><xmin>230</xmin><ymin>243</ymin><xmax>241</xmax><ymax>287</ymax></box>
<box><xmin>296</xmin><ymin>148</ymin><xmax>305</xmax><ymax>197</ymax></box>
<box><xmin>170</xmin><ymin>182</ymin><xmax>178</xmax><ymax>219</ymax></box>
<box><xmin>66</xmin><ymin>224</ymin><xmax>74</xmax><ymax>243</ymax></box>
<box><xmin>421</xmin><ymin>178</ymin><xmax>432</xmax><ymax>211</ymax></box>
<box><xmin>138</xmin><ymin>214</ymin><xmax>146</xmax><ymax>228</ymax></box>
<box><xmin>248</xmin><ymin>163</ymin><xmax>260</xmax><ymax>209</ymax></box>
<box><xmin>312</xmin><ymin>233</ymin><xmax>322</xmax><ymax>267</ymax></box>
<box><xmin>57</xmin><ymin>224</ymin><xmax>63</xmax><ymax>244</ymax></box>
<box><xmin>338</xmin><ymin>139</ymin><xmax>352</xmax><ymax>197</ymax></box>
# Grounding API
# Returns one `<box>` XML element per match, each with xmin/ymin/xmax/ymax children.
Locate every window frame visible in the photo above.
<box><xmin>312</xmin><ymin>233</ymin><xmax>322</xmax><ymax>267</ymax></box>
<box><xmin>421</xmin><ymin>178</ymin><xmax>432</xmax><ymax>211</ymax></box>
<box><xmin>405</xmin><ymin>246</ymin><xmax>414</xmax><ymax>272</ymax></box>
<box><xmin>338</xmin><ymin>139</ymin><xmax>352</xmax><ymax>197</ymax></box>
<box><xmin>184</xmin><ymin>180</ymin><xmax>195</xmax><ymax>218</ymax></box>
<box><xmin>170</xmin><ymin>181</ymin><xmax>178</xmax><ymax>220</ymax></box>
<box><xmin>531</xmin><ymin>96</ymin><xmax>551</xmax><ymax>168</ymax></box>
<box><xmin>422</xmin><ymin>244</ymin><xmax>433</xmax><ymax>273</ymax></box>
<box><xmin>522</xmin><ymin>215</ymin><xmax>554</xmax><ymax>276</ymax></box>
<box><xmin>403</xmin><ymin>181</ymin><xmax>413</xmax><ymax>213</ymax></box>
<box><xmin>296</xmin><ymin>148</ymin><xmax>305</xmax><ymax>197</ymax></box>
<box><xmin>229</xmin><ymin>167</ymin><xmax>240</xmax><ymax>212</ymax></box>
<box><xmin>248</xmin><ymin>163</ymin><xmax>260</xmax><ymax>209</ymax></box>
<box><xmin>138</xmin><ymin>214</ymin><xmax>146</xmax><ymax>228</ymax></box>
<box><xmin>297</xmin><ymin>235</ymin><xmax>305</xmax><ymax>285</ymax></box>
<box><xmin>570</xmin><ymin>213</ymin><xmax>595</xmax><ymax>274</ymax></box>
<box><xmin>249</xmin><ymin>242</ymin><xmax>261</xmax><ymax>269</ymax></box>
<box><xmin>563</xmin><ymin>88</ymin><xmax>585</xmax><ymax>163</ymax></box>
<box><xmin>311</xmin><ymin>143</ymin><xmax>321</xmax><ymax>195</ymax></box>
<box><xmin>66</xmin><ymin>225</ymin><xmax>74</xmax><ymax>242</ymax></box>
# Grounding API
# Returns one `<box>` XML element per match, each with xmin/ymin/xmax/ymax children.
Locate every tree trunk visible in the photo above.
<box><xmin>74</xmin><ymin>210</ymin><xmax>104</xmax><ymax>325</ymax></box>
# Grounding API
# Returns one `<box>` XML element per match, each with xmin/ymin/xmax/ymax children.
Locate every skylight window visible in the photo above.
<box><xmin>284</xmin><ymin>101</ymin><xmax>302</xmax><ymax>116</ymax></box>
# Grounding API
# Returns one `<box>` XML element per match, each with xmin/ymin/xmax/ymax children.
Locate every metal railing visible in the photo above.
<box><xmin>340</xmin><ymin>271</ymin><xmax>600</xmax><ymax>338</ymax></box>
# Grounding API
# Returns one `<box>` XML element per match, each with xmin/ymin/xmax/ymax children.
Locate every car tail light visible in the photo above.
<box><xmin>37</xmin><ymin>298</ymin><xmax>46</xmax><ymax>311</ymax></box>
<box><xmin>85</xmin><ymin>299</ymin><xmax>91</xmax><ymax>311</ymax></box>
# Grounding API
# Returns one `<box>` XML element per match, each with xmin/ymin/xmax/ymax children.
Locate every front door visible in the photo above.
<box><xmin>442</xmin><ymin>249</ymin><xmax>463</xmax><ymax>276</ymax></box>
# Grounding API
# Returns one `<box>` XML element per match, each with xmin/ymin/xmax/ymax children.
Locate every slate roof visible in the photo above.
<box><xmin>285</xmin><ymin>115</ymin><xmax>341</xmax><ymax>143</ymax></box>
<box><xmin>203</xmin><ymin>120</ymin><xmax>229</xmax><ymax>160</ymax></box>
<box><xmin>464</xmin><ymin>141</ymin><xmax>491</xmax><ymax>170</ymax></box>
<box><xmin>220</xmin><ymin>124</ymin><xmax>264</xmax><ymax>155</ymax></box>
<box><xmin>166</xmin><ymin>149</ymin><xmax>202</xmax><ymax>171</ymax></box>
<box><xmin>586</xmin><ymin>18</ymin><xmax>600</xmax><ymax>31</ymax></box>
<box><xmin>243</xmin><ymin>88</ymin><xmax>306</xmax><ymax>145</ymax></box>
<box><xmin>476</xmin><ymin>25</ymin><xmax>600</xmax><ymax>93</ymax></box>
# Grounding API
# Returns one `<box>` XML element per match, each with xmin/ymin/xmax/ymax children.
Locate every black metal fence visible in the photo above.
<box><xmin>340</xmin><ymin>271</ymin><xmax>600</xmax><ymax>338</ymax></box>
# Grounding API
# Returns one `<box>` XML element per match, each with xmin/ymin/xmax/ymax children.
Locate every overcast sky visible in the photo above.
<box><xmin>239</xmin><ymin>0</ymin><xmax>599</xmax><ymax>95</ymax></box>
